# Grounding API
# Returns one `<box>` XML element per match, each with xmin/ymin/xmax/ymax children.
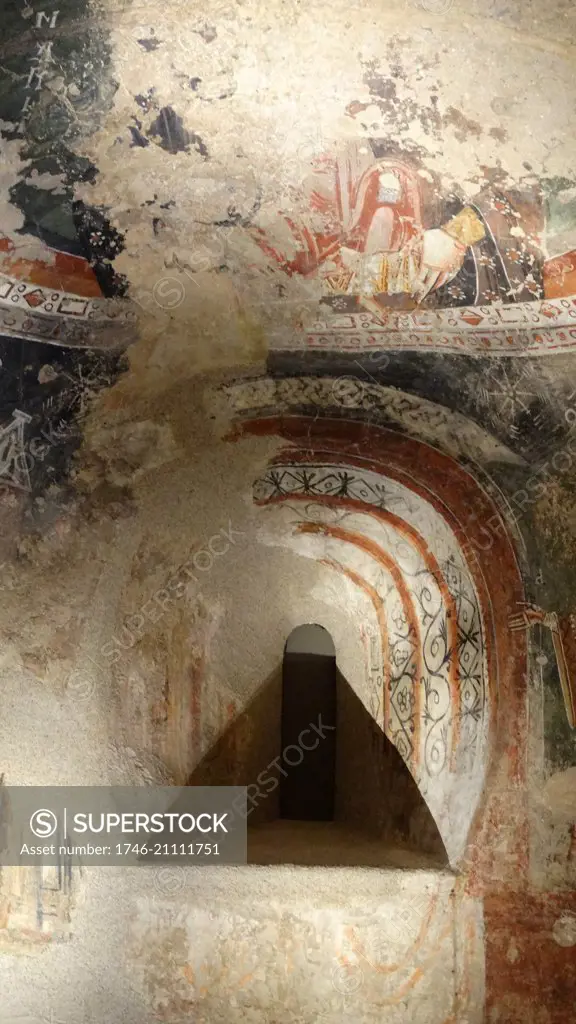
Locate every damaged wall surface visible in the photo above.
<box><xmin>1</xmin><ymin>0</ymin><xmax>576</xmax><ymax>1021</ymax></box>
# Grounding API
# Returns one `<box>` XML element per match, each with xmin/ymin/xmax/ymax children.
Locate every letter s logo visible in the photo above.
<box><xmin>30</xmin><ymin>809</ymin><xmax>58</xmax><ymax>837</ymax></box>
<box><xmin>152</xmin><ymin>277</ymin><xmax>185</xmax><ymax>310</ymax></box>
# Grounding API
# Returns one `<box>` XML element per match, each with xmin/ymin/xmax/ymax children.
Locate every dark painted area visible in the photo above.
<box><xmin>129</xmin><ymin>123</ymin><xmax>150</xmax><ymax>148</ymax></box>
<box><xmin>0</xmin><ymin>0</ymin><xmax>130</xmax><ymax>500</ymax></box>
<box><xmin>137</xmin><ymin>36</ymin><xmax>161</xmax><ymax>52</ymax></box>
<box><xmin>267</xmin><ymin>349</ymin><xmax>572</xmax><ymax>461</ymax></box>
<box><xmin>135</xmin><ymin>90</ymin><xmax>156</xmax><ymax>113</ymax></box>
<box><xmin>71</xmin><ymin>203</ymin><xmax>128</xmax><ymax>297</ymax></box>
<box><xmin>0</xmin><ymin>335</ymin><xmax>125</xmax><ymax>495</ymax></box>
<box><xmin>0</xmin><ymin>0</ymin><xmax>117</xmax><ymax>147</ymax></box>
<box><xmin>0</xmin><ymin>0</ymin><xmax>128</xmax><ymax>296</ymax></box>
<box><xmin>541</xmin><ymin>629</ymin><xmax>576</xmax><ymax>775</ymax></box>
<box><xmin>359</xmin><ymin>55</ymin><xmax>442</xmax><ymax>150</ymax></box>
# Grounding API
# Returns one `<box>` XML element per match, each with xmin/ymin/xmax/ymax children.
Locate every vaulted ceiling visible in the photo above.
<box><xmin>1</xmin><ymin>0</ymin><xmax>576</xmax><ymax>540</ymax></box>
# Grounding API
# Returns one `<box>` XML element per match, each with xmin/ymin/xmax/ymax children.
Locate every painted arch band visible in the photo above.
<box><xmin>237</xmin><ymin>417</ymin><xmax>528</xmax><ymax>872</ymax></box>
<box><xmin>253</xmin><ymin>459</ymin><xmax>488</xmax><ymax>865</ymax></box>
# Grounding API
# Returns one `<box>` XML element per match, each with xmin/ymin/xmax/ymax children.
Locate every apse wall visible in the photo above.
<box><xmin>21</xmin><ymin>377</ymin><xmax>508</xmax><ymax>866</ymax></box>
<box><xmin>0</xmin><ymin>381</ymin><xmax>497</xmax><ymax>1022</ymax></box>
<box><xmin>6</xmin><ymin>367</ymin><xmax>568</xmax><ymax>1024</ymax></box>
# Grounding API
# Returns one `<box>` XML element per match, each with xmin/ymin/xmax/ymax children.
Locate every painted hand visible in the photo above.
<box><xmin>412</xmin><ymin>228</ymin><xmax>467</xmax><ymax>302</ymax></box>
<box><xmin>508</xmin><ymin>602</ymin><xmax>548</xmax><ymax>631</ymax></box>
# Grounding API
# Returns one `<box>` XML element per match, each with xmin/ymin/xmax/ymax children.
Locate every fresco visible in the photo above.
<box><xmin>0</xmin><ymin>224</ymin><xmax>136</xmax><ymax>351</ymax></box>
<box><xmin>509</xmin><ymin>602</ymin><xmax>576</xmax><ymax>730</ymax></box>
<box><xmin>0</xmin><ymin>335</ymin><xmax>125</xmax><ymax>494</ymax></box>
<box><xmin>0</xmin><ymin>1</ymin><xmax>574</xmax><ymax>1015</ymax></box>
<box><xmin>251</xmin><ymin>457</ymin><xmax>490</xmax><ymax>866</ymax></box>
<box><xmin>221</xmin><ymin>376</ymin><xmax>576</xmax><ymax>793</ymax></box>
<box><xmin>0</xmin><ymin>780</ymin><xmax>75</xmax><ymax>948</ymax></box>
<box><xmin>254</xmin><ymin>141</ymin><xmax>576</xmax><ymax>357</ymax></box>
<box><xmin>0</xmin><ymin>0</ymin><xmax>136</xmax><ymax>495</ymax></box>
<box><xmin>214</xmin><ymin>389</ymin><xmax>530</xmax><ymax>874</ymax></box>
<box><xmin>254</xmin><ymin>141</ymin><xmax>547</xmax><ymax>311</ymax></box>
<box><xmin>0</xmin><ymin>0</ymin><xmax>137</xmax><ymax>349</ymax></box>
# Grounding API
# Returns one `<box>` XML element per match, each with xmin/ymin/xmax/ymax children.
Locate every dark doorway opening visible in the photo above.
<box><xmin>185</xmin><ymin>623</ymin><xmax>450</xmax><ymax>868</ymax></box>
<box><xmin>280</xmin><ymin>624</ymin><xmax>336</xmax><ymax>821</ymax></box>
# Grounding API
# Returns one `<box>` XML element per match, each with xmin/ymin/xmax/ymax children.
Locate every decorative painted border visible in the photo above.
<box><xmin>307</xmin><ymin>299</ymin><xmax>576</xmax><ymax>333</ymax></box>
<box><xmin>303</xmin><ymin>327</ymin><xmax>576</xmax><ymax>356</ymax></box>
<box><xmin>268</xmin><ymin>300</ymin><xmax>576</xmax><ymax>356</ymax></box>
<box><xmin>218</xmin><ymin>375</ymin><xmax>523</xmax><ymax>467</ymax></box>
<box><xmin>0</xmin><ymin>273</ymin><xmax>138</xmax><ymax>350</ymax></box>
<box><xmin>253</xmin><ymin>460</ymin><xmax>489</xmax><ymax>864</ymax></box>
<box><xmin>234</xmin><ymin>414</ymin><xmax>529</xmax><ymax>878</ymax></box>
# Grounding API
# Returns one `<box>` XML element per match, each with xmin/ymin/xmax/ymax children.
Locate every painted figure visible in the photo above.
<box><xmin>509</xmin><ymin>602</ymin><xmax>576</xmax><ymax>728</ymax></box>
<box><xmin>254</xmin><ymin>142</ymin><xmax>553</xmax><ymax>314</ymax></box>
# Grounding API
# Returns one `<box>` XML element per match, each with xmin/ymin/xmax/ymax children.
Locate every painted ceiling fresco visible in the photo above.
<box><xmin>0</xmin><ymin>0</ymin><xmax>135</xmax><ymax>337</ymax></box>
<box><xmin>259</xmin><ymin>138</ymin><xmax>576</xmax><ymax>361</ymax></box>
<box><xmin>255</xmin><ymin>140</ymin><xmax>572</xmax><ymax>310</ymax></box>
<box><xmin>0</xmin><ymin>0</ymin><xmax>575</xmax><ymax>465</ymax></box>
<box><xmin>0</xmin><ymin>0</ymin><xmax>575</xmax><ymax>752</ymax></box>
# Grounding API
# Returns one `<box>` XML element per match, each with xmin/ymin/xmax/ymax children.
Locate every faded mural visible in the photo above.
<box><xmin>0</xmin><ymin>0</ymin><xmax>136</xmax><ymax>494</ymax></box>
<box><xmin>254</xmin><ymin>140</ymin><xmax>550</xmax><ymax>310</ymax></box>
<box><xmin>253</xmin><ymin>140</ymin><xmax>576</xmax><ymax>358</ymax></box>
<box><xmin>0</xmin><ymin>0</ymin><xmax>136</xmax><ymax>346</ymax></box>
<box><xmin>0</xmin><ymin>0</ymin><xmax>575</xmax><ymax>1020</ymax></box>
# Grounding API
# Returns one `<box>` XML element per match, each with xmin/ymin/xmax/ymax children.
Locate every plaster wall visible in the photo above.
<box><xmin>0</xmin><ymin>0</ymin><xmax>576</xmax><ymax>1017</ymax></box>
<box><xmin>0</xmin><ymin>401</ymin><xmax>475</xmax><ymax>1022</ymax></box>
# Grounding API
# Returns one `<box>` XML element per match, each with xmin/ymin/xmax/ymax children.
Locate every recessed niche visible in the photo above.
<box><xmin>188</xmin><ymin>624</ymin><xmax>449</xmax><ymax>869</ymax></box>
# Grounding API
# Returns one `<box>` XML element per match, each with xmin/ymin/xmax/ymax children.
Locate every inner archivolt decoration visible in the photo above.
<box><xmin>253</xmin><ymin>460</ymin><xmax>488</xmax><ymax>849</ymax></box>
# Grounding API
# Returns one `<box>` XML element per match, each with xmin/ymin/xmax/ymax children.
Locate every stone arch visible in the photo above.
<box><xmin>285</xmin><ymin>622</ymin><xmax>336</xmax><ymax>656</ymax></box>
<box><xmin>220</xmin><ymin>408</ymin><xmax>528</xmax><ymax>873</ymax></box>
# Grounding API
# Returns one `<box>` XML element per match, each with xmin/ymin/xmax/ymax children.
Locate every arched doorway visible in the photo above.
<box><xmin>280</xmin><ymin>624</ymin><xmax>337</xmax><ymax>821</ymax></box>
